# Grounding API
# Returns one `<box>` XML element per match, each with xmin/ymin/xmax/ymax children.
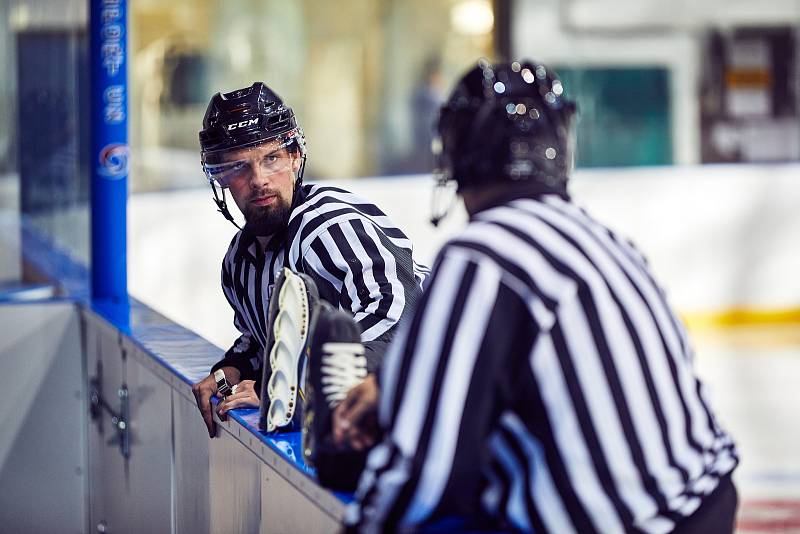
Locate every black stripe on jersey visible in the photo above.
<box><xmin>253</xmin><ymin>252</ymin><xmax>267</xmax><ymax>337</ymax></box>
<box><xmin>221</xmin><ymin>259</ymin><xmax>233</xmax><ymax>293</ymax></box>
<box><xmin>613</xmin><ymin>231</ymin><xmax>693</xmax><ymax>361</ymax></box>
<box><xmin>324</xmin><ymin>223</ymin><xmax>371</xmax><ymax>311</ymax></box>
<box><xmin>267</xmin><ymin>247</ymin><xmax>283</xmax><ymax>282</ymax></box>
<box><xmin>231</xmin><ymin>246</ymin><xmax>264</xmax><ymax>347</ymax></box>
<box><xmin>370</xmin><ymin>225</ymin><xmax>422</xmax><ymax>301</ymax></box>
<box><xmin>548</xmin><ymin>320</ymin><xmax>636</xmax><ymax>526</ymax></box>
<box><xmin>515</xmin><ymin>361</ymin><xmax>597</xmax><ymax>532</ymax></box>
<box><xmin>234</xmin><ymin>232</ymin><xmax>259</xmax><ymax>266</ymax></box>
<box><xmin>382</xmin><ymin>260</ymin><xmax>479</xmax><ymax>526</ymax></box>
<box><xmin>305</xmin><ymin>238</ymin><xmax>350</xmax><ymax>308</ymax></box>
<box><xmin>306</xmin><ymin>236</ymin><xmax>348</xmax><ymax>281</ymax></box>
<box><xmin>295</xmin><ymin>206</ymin><xmax>357</xmax><ymax>248</ymax></box>
<box><xmin>693</xmin><ymin>379</ymin><xmax>727</xmax><ymax>441</ymax></box>
<box><xmin>350</xmin><ymin>218</ymin><xmax>395</xmax><ymax>330</ymax></box>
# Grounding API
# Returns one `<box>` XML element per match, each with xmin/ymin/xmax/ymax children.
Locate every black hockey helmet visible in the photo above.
<box><xmin>199</xmin><ymin>82</ymin><xmax>306</xmax><ymax>167</ymax></box>
<box><xmin>434</xmin><ymin>59</ymin><xmax>577</xmax><ymax>192</ymax></box>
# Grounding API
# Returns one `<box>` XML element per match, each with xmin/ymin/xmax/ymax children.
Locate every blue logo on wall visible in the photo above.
<box><xmin>98</xmin><ymin>143</ymin><xmax>130</xmax><ymax>179</ymax></box>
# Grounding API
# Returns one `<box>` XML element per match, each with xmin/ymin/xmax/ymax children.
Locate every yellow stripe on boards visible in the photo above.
<box><xmin>682</xmin><ymin>308</ymin><xmax>800</xmax><ymax>330</ymax></box>
<box><xmin>681</xmin><ymin>308</ymin><xmax>800</xmax><ymax>350</ymax></box>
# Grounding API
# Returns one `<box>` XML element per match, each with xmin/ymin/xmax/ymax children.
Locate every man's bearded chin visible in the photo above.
<box><xmin>244</xmin><ymin>197</ymin><xmax>291</xmax><ymax>236</ymax></box>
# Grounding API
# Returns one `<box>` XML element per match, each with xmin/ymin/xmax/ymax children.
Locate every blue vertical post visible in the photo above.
<box><xmin>90</xmin><ymin>0</ymin><xmax>128</xmax><ymax>301</ymax></box>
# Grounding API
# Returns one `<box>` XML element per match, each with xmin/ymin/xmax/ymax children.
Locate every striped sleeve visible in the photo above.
<box><xmin>210</xmin><ymin>240</ymin><xmax>262</xmax><ymax>380</ymax></box>
<box><xmin>346</xmin><ymin>245</ymin><xmax>534</xmax><ymax>530</ymax></box>
<box><xmin>300</xmin><ymin>215</ymin><xmax>422</xmax><ymax>370</ymax></box>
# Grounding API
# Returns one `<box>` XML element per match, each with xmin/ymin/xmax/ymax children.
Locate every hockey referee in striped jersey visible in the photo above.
<box><xmin>341</xmin><ymin>61</ymin><xmax>739</xmax><ymax>532</ymax></box>
<box><xmin>190</xmin><ymin>83</ymin><xmax>428</xmax><ymax>440</ymax></box>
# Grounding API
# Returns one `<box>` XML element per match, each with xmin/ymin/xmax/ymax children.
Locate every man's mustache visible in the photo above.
<box><xmin>248</xmin><ymin>189</ymin><xmax>280</xmax><ymax>202</ymax></box>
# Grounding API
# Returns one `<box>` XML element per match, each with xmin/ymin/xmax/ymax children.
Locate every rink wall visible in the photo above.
<box><xmin>0</xmin><ymin>222</ymin><xmax>345</xmax><ymax>533</ymax></box>
<box><xmin>129</xmin><ymin>163</ymin><xmax>800</xmax><ymax>350</ymax></box>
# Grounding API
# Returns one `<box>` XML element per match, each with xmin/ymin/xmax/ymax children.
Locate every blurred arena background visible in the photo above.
<box><xmin>1</xmin><ymin>0</ymin><xmax>799</xmax><ymax>531</ymax></box>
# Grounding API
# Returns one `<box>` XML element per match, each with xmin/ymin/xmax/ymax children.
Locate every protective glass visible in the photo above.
<box><xmin>202</xmin><ymin>137</ymin><xmax>296</xmax><ymax>188</ymax></box>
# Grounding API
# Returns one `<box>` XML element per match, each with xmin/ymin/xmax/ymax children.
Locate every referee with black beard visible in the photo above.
<box><xmin>344</xmin><ymin>61</ymin><xmax>738</xmax><ymax>533</ymax></box>
<box><xmin>190</xmin><ymin>82</ymin><xmax>428</xmax><ymax>443</ymax></box>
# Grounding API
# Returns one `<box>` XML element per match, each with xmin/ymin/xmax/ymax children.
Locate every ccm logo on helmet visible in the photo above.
<box><xmin>227</xmin><ymin>118</ymin><xmax>259</xmax><ymax>131</ymax></box>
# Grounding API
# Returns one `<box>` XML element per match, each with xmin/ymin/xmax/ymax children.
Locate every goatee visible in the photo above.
<box><xmin>244</xmin><ymin>198</ymin><xmax>291</xmax><ymax>236</ymax></box>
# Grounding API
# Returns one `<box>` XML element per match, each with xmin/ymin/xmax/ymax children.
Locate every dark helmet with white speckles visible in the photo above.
<box><xmin>434</xmin><ymin>59</ymin><xmax>577</xmax><ymax>192</ymax></box>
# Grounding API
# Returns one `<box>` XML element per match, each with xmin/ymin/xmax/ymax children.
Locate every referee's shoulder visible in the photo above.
<box><xmin>439</xmin><ymin>200</ymin><xmax>552</xmax><ymax>270</ymax></box>
<box><xmin>448</xmin><ymin>203</ymin><xmax>527</xmax><ymax>249</ymax></box>
<box><xmin>438</xmin><ymin>217</ymin><xmax>512</xmax><ymax>267</ymax></box>
<box><xmin>295</xmin><ymin>183</ymin><xmax>385</xmax><ymax>226</ymax></box>
<box><xmin>303</xmin><ymin>182</ymin><xmax>353</xmax><ymax>201</ymax></box>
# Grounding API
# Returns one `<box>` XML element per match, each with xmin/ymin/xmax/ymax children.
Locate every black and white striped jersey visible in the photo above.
<box><xmin>348</xmin><ymin>193</ymin><xmax>738</xmax><ymax>533</ymax></box>
<box><xmin>211</xmin><ymin>183</ymin><xmax>429</xmax><ymax>380</ymax></box>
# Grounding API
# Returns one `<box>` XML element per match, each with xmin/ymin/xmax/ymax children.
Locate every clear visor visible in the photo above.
<box><xmin>202</xmin><ymin>137</ymin><xmax>297</xmax><ymax>188</ymax></box>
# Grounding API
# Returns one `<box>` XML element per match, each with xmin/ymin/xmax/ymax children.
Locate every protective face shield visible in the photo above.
<box><xmin>202</xmin><ymin>133</ymin><xmax>302</xmax><ymax>189</ymax></box>
<box><xmin>430</xmin><ymin>59</ymin><xmax>577</xmax><ymax>225</ymax></box>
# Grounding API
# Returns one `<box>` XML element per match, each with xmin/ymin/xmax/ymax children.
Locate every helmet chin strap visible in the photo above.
<box><xmin>287</xmin><ymin>153</ymin><xmax>307</xmax><ymax>212</ymax></box>
<box><xmin>210</xmin><ymin>181</ymin><xmax>242</xmax><ymax>230</ymax></box>
<box><xmin>430</xmin><ymin>175</ymin><xmax>458</xmax><ymax>227</ymax></box>
<box><xmin>430</xmin><ymin>136</ymin><xmax>457</xmax><ymax>227</ymax></box>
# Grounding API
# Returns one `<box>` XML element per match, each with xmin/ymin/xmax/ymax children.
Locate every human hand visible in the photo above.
<box><xmin>192</xmin><ymin>366</ymin><xmax>240</xmax><ymax>438</ymax></box>
<box><xmin>217</xmin><ymin>380</ymin><xmax>260</xmax><ymax>420</ymax></box>
<box><xmin>332</xmin><ymin>374</ymin><xmax>380</xmax><ymax>450</ymax></box>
